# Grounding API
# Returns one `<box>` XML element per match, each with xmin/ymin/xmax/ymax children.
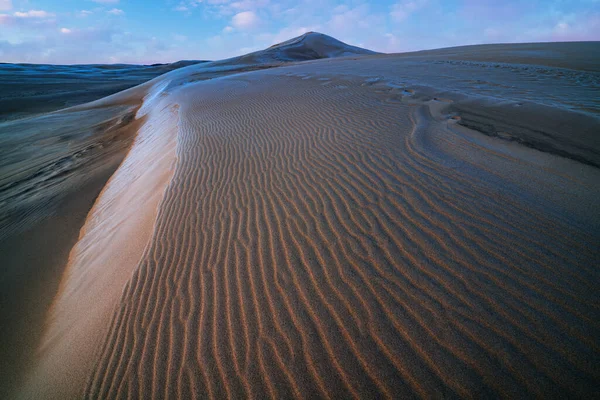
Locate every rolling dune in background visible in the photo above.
<box><xmin>3</xmin><ymin>34</ymin><xmax>599</xmax><ymax>398</ymax></box>
<box><xmin>0</xmin><ymin>60</ymin><xmax>205</xmax><ymax>122</ymax></box>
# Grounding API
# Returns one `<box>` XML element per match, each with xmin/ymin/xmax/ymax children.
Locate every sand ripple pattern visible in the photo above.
<box><xmin>86</xmin><ymin>73</ymin><xmax>600</xmax><ymax>399</ymax></box>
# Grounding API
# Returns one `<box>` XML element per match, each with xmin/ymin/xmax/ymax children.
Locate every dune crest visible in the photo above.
<box><xmin>18</xmin><ymin>83</ymin><xmax>180</xmax><ymax>399</ymax></box>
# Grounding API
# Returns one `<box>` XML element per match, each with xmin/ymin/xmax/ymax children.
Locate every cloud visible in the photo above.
<box><xmin>230</xmin><ymin>0</ymin><xmax>270</xmax><ymax>11</ymax></box>
<box><xmin>0</xmin><ymin>0</ymin><xmax>11</xmax><ymax>12</ymax></box>
<box><xmin>0</xmin><ymin>25</ymin><xmax>123</xmax><ymax>64</ymax></box>
<box><xmin>206</xmin><ymin>0</ymin><xmax>233</xmax><ymax>4</ymax></box>
<box><xmin>107</xmin><ymin>8</ymin><xmax>124</xmax><ymax>15</ymax></box>
<box><xmin>323</xmin><ymin>3</ymin><xmax>387</xmax><ymax>48</ymax></box>
<box><xmin>390</xmin><ymin>0</ymin><xmax>428</xmax><ymax>22</ymax></box>
<box><xmin>176</xmin><ymin>0</ymin><xmax>268</xmax><ymax>17</ymax></box>
<box><xmin>330</xmin><ymin>5</ymin><xmax>372</xmax><ymax>33</ymax></box>
<box><xmin>0</xmin><ymin>9</ymin><xmax>56</xmax><ymax>26</ymax></box>
<box><xmin>3</xmin><ymin>0</ymin><xmax>600</xmax><ymax>64</ymax></box>
<box><xmin>231</xmin><ymin>11</ymin><xmax>259</xmax><ymax>30</ymax></box>
<box><xmin>256</xmin><ymin>25</ymin><xmax>319</xmax><ymax>47</ymax></box>
<box><xmin>483</xmin><ymin>27</ymin><xmax>501</xmax><ymax>40</ymax></box>
<box><xmin>368</xmin><ymin>32</ymin><xmax>401</xmax><ymax>53</ymax></box>
<box><xmin>546</xmin><ymin>14</ymin><xmax>600</xmax><ymax>41</ymax></box>
<box><xmin>14</xmin><ymin>10</ymin><xmax>54</xmax><ymax>18</ymax></box>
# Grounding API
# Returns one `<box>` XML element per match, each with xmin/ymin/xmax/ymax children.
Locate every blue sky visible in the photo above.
<box><xmin>0</xmin><ymin>0</ymin><xmax>598</xmax><ymax>64</ymax></box>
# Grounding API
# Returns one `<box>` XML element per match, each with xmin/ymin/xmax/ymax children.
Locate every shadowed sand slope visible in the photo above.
<box><xmin>18</xmin><ymin>87</ymin><xmax>179</xmax><ymax>400</ymax></box>
<box><xmin>0</xmin><ymin>83</ymin><xmax>151</xmax><ymax>397</ymax></box>
<box><xmin>0</xmin><ymin>61</ymin><xmax>205</xmax><ymax>122</ymax></box>
<box><xmin>8</xmin><ymin>39</ymin><xmax>600</xmax><ymax>399</ymax></box>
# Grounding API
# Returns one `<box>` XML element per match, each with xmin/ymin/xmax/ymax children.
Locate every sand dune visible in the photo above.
<box><xmin>18</xmin><ymin>82</ymin><xmax>180</xmax><ymax>400</ymax></box>
<box><xmin>3</xmin><ymin>34</ymin><xmax>599</xmax><ymax>398</ymax></box>
<box><xmin>400</xmin><ymin>41</ymin><xmax>600</xmax><ymax>72</ymax></box>
<box><xmin>0</xmin><ymin>61</ymin><xmax>205</xmax><ymax>122</ymax></box>
<box><xmin>0</xmin><ymin>85</ymin><xmax>150</xmax><ymax>396</ymax></box>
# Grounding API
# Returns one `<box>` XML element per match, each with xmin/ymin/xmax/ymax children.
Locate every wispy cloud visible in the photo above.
<box><xmin>0</xmin><ymin>8</ymin><xmax>56</xmax><ymax>25</ymax></box>
<box><xmin>230</xmin><ymin>0</ymin><xmax>270</xmax><ymax>12</ymax></box>
<box><xmin>2</xmin><ymin>0</ymin><xmax>599</xmax><ymax>64</ymax></box>
<box><xmin>231</xmin><ymin>10</ymin><xmax>260</xmax><ymax>30</ymax></box>
<box><xmin>0</xmin><ymin>0</ymin><xmax>11</xmax><ymax>12</ymax></box>
<box><xmin>14</xmin><ymin>10</ymin><xmax>54</xmax><ymax>18</ymax></box>
<box><xmin>390</xmin><ymin>0</ymin><xmax>428</xmax><ymax>22</ymax></box>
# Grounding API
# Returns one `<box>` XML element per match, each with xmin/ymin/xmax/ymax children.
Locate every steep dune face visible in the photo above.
<box><xmin>10</xmin><ymin>37</ymin><xmax>600</xmax><ymax>398</ymax></box>
<box><xmin>0</xmin><ymin>85</ymin><xmax>150</xmax><ymax>398</ymax></box>
<box><xmin>17</xmin><ymin>80</ymin><xmax>180</xmax><ymax>400</ymax></box>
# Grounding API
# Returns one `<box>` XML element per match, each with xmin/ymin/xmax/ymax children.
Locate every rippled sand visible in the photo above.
<box><xmin>3</xmin><ymin>34</ymin><xmax>599</xmax><ymax>399</ymax></box>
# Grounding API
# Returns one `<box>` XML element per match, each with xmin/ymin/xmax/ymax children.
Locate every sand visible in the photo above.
<box><xmin>0</xmin><ymin>90</ymin><xmax>149</xmax><ymax>397</ymax></box>
<box><xmin>2</xmin><ymin>33</ymin><xmax>599</xmax><ymax>398</ymax></box>
<box><xmin>18</xmin><ymin>85</ymin><xmax>179</xmax><ymax>400</ymax></box>
<box><xmin>0</xmin><ymin>171</ymin><xmax>116</xmax><ymax>397</ymax></box>
<box><xmin>0</xmin><ymin>60</ymin><xmax>204</xmax><ymax>122</ymax></box>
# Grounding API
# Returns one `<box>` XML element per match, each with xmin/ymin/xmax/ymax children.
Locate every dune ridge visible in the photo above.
<box><xmin>17</xmin><ymin>81</ymin><xmax>181</xmax><ymax>399</ymax></box>
<box><xmin>79</xmin><ymin>69</ymin><xmax>599</xmax><ymax>398</ymax></box>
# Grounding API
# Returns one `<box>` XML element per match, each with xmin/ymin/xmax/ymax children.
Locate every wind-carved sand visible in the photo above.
<box><xmin>19</xmin><ymin>83</ymin><xmax>180</xmax><ymax>399</ymax></box>
<box><xmin>3</xmin><ymin>33</ymin><xmax>599</xmax><ymax>398</ymax></box>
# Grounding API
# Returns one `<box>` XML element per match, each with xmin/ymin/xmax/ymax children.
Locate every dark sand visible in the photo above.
<box><xmin>0</xmin><ymin>61</ymin><xmax>204</xmax><ymax>122</ymax></box>
<box><xmin>0</xmin><ymin>171</ymin><xmax>114</xmax><ymax>397</ymax></box>
<box><xmin>0</xmin><ymin>94</ymin><xmax>147</xmax><ymax>397</ymax></box>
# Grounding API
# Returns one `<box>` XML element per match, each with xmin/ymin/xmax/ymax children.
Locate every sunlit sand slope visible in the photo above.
<box><xmin>83</xmin><ymin>68</ymin><xmax>599</xmax><ymax>398</ymax></box>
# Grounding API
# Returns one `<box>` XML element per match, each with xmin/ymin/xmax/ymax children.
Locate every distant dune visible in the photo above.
<box><xmin>399</xmin><ymin>41</ymin><xmax>600</xmax><ymax>72</ymax></box>
<box><xmin>0</xmin><ymin>60</ymin><xmax>206</xmax><ymax>122</ymax></box>
<box><xmin>1</xmin><ymin>33</ymin><xmax>599</xmax><ymax>399</ymax></box>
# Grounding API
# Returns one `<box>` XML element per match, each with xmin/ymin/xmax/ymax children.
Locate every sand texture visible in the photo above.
<box><xmin>0</xmin><ymin>85</ymin><xmax>149</xmax><ymax>396</ymax></box>
<box><xmin>2</xmin><ymin>34</ymin><xmax>599</xmax><ymax>399</ymax></box>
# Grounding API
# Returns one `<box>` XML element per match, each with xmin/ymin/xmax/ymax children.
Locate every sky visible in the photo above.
<box><xmin>0</xmin><ymin>0</ymin><xmax>599</xmax><ymax>64</ymax></box>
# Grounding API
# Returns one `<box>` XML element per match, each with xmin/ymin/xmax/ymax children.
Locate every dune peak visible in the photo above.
<box><xmin>247</xmin><ymin>31</ymin><xmax>378</xmax><ymax>62</ymax></box>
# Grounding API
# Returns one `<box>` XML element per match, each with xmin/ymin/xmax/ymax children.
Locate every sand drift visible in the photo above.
<box><xmin>1</xmin><ymin>33</ymin><xmax>599</xmax><ymax>399</ymax></box>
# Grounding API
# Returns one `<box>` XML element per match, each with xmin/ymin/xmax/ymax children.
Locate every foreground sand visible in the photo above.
<box><xmin>4</xmin><ymin>35</ymin><xmax>600</xmax><ymax>398</ymax></box>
